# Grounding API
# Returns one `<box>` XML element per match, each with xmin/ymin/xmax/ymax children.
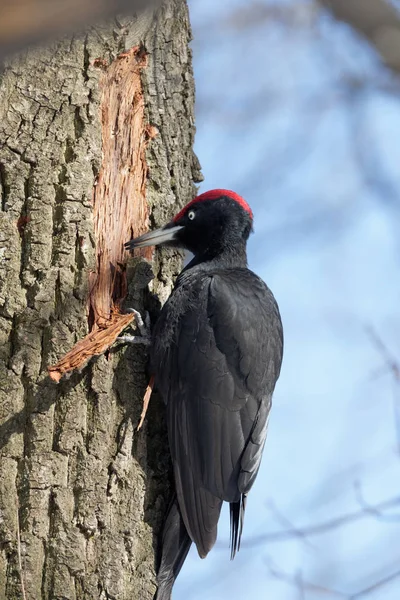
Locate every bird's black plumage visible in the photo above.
<box><xmin>125</xmin><ymin>190</ymin><xmax>283</xmax><ymax>599</ymax></box>
<box><xmin>156</xmin><ymin>495</ymin><xmax>192</xmax><ymax>600</ymax></box>
<box><xmin>152</xmin><ymin>265</ymin><xmax>282</xmax><ymax>558</ymax></box>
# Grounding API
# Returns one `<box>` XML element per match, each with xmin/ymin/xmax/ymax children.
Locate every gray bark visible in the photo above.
<box><xmin>0</xmin><ymin>1</ymin><xmax>202</xmax><ymax>598</ymax></box>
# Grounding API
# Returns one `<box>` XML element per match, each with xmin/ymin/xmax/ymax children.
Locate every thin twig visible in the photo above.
<box><xmin>242</xmin><ymin>495</ymin><xmax>400</xmax><ymax>547</ymax></box>
<box><xmin>296</xmin><ymin>570</ymin><xmax>306</xmax><ymax>600</ymax></box>
<box><xmin>266</xmin><ymin>558</ymin><xmax>400</xmax><ymax>599</ymax></box>
<box><xmin>354</xmin><ymin>481</ymin><xmax>400</xmax><ymax>522</ymax></box>
<box><xmin>266</xmin><ymin>557</ymin><xmax>347</xmax><ymax>598</ymax></box>
<box><xmin>365</xmin><ymin>326</ymin><xmax>400</xmax><ymax>381</ymax></box>
<box><xmin>349</xmin><ymin>569</ymin><xmax>400</xmax><ymax>599</ymax></box>
<box><xmin>365</xmin><ymin>326</ymin><xmax>400</xmax><ymax>453</ymax></box>
<box><xmin>266</xmin><ymin>499</ymin><xmax>315</xmax><ymax>549</ymax></box>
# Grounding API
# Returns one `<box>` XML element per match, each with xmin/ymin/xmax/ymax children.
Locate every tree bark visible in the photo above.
<box><xmin>0</xmin><ymin>1</ymin><xmax>202</xmax><ymax>598</ymax></box>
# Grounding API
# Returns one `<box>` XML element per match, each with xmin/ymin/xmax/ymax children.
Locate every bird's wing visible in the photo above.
<box><xmin>164</xmin><ymin>270</ymin><xmax>283</xmax><ymax>557</ymax></box>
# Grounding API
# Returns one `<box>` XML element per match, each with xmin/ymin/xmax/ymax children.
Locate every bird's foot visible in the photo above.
<box><xmin>117</xmin><ymin>309</ymin><xmax>152</xmax><ymax>346</ymax></box>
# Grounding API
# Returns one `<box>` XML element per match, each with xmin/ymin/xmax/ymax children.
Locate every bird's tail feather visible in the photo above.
<box><xmin>229</xmin><ymin>493</ymin><xmax>247</xmax><ymax>560</ymax></box>
<box><xmin>155</xmin><ymin>494</ymin><xmax>192</xmax><ymax>600</ymax></box>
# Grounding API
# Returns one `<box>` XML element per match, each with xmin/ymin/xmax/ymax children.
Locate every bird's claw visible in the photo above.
<box><xmin>125</xmin><ymin>308</ymin><xmax>148</xmax><ymax>335</ymax></box>
<box><xmin>116</xmin><ymin>309</ymin><xmax>152</xmax><ymax>346</ymax></box>
<box><xmin>117</xmin><ymin>334</ymin><xmax>152</xmax><ymax>346</ymax></box>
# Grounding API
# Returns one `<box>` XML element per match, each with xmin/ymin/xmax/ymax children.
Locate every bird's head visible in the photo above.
<box><xmin>125</xmin><ymin>189</ymin><xmax>253</xmax><ymax>257</ymax></box>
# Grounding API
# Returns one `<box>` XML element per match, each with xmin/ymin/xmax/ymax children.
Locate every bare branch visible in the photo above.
<box><xmin>266</xmin><ymin>558</ymin><xmax>347</xmax><ymax>598</ymax></box>
<box><xmin>225</xmin><ymin>2</ymin><xmax>318</xmax><ymax>31</ymax></box>
<box><xmin>365</xmin><ymin>326</ymin><xmax>400</xmax><ymax>380</ymax></box>
<box><xmin>365</xmin><ymin>326</ymin><xmax>400</xmax><ymax>453</ymax></box>
<box><xmin>319</xmin><ymin>0</ymin><xmax>400</xmax><ymax>73</ymax></box>
<box><xmin>242</xmin><ymin>495</ymin><xmax>400</xmax><ymax>547</ymax></box>
<box><xmin>354</xmin><ymin>481</ymin><xmax>400</xmax><ymax>522</ymax></box>
<box><xmin>266</xmin><ymin>559</ymin><xmax>400</xmax><ymax>599</ymax></box>
<box><xmin>266</xmin><ymin>499</ymin><xmax>315</xmax><ymax>549</ymax></box>
<box><xmin>349</xmin><ymin>569</ymin><xmax>400</xmax><ymax>599</ymax></box>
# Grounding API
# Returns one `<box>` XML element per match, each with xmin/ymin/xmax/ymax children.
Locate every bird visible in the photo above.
<box><xmin>124</xmin><ymin>189</ymin><xmax>284</xmax><ymax>599</ymax></box>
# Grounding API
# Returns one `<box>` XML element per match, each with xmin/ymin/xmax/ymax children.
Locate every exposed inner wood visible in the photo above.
<box><xmin>48</xmin><ymin>312</ymin><xmax>135</xmax><ymax>382</ymax></box>
<box><xmin>137</xmin><ymin>374</ymin><xmax>155</xmax><ymax>430</ymax></box>
<box><xmin>49</xmin><ymin>46</ymin><xmax>154</xmax><ymax>382</ymax></box>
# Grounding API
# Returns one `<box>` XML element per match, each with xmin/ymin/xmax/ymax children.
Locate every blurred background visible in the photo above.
<box><xmin>175</xmin><ymin>0</ymin><xmax>400</xmax><ymax>599</ymax></box>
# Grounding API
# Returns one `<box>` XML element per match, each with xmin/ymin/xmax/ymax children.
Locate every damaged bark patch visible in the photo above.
<box><xmin>48</xmin><ymin>311</ymin><xmax>135</xmax><ymax>382</ymax></box>
<box><xmin>90</xmin><ymin>46</ymin><xmax>152</xmax><ymax>326</ymax></box>
<box><xmin>49</xmin><ymin>46</ymin><xmax>155</xmax><ymax>380</ymax></box>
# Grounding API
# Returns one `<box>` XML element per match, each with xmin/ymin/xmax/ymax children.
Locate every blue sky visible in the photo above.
<box><xmin>174</xmin><ymin>1</ymin><xmax>400</xmax><ymax>599</ymax></box>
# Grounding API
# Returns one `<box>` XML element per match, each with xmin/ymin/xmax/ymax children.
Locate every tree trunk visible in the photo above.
<box><xmin>0</xmin><ymin>1</ymin><xmax>202</xmax><ymax>598</ymax></box>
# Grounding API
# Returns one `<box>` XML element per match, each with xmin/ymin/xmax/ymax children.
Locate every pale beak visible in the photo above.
<box><xmin>124</xmin><ymin>224</ymin><xmax>184</xmax><ymax>250</ymax></box>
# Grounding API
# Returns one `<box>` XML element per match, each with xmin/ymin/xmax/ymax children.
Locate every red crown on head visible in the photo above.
<box><xmin>173</xmin><ymin>189</ymin><xmax>253</xmax><ymax>223</ymax></box>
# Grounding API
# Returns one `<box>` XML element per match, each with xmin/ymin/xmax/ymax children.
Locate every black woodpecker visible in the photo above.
<box><xmin>124</xmin><ymin>189</ymin><xmax>284</xmax><ymax>599</ymax></box>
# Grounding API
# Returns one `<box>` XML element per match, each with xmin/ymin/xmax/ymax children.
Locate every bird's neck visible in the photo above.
<box><xmin>184</xmin><ymin>242</ymin><xmax>248</xmax><ymax>273</ymax></box>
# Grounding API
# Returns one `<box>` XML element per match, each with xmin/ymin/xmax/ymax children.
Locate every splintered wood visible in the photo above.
<box><xmin>48</xmin><ymin>312</ymin><xmax>135</xmax><ymax>383</ymax></box>
<box><xmin>48</xmin><ymin>47</ymin><xmax>155</xmax><ymax>382</ymax></box>
<box><xmin>137</xmin><ymin>374</ymin><xmax>155</xmax><ymax>430</ymax></box>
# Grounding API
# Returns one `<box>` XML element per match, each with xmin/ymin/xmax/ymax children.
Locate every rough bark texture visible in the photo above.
<box><xmin>0</xmin><ymin>1</ymin><xmax>202</xmax><ymax>598</ymax></box>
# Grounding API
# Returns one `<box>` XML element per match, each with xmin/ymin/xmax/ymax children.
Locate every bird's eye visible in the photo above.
<box><xmin>188</xmin><ymin>210</ymin><xmax>195</xmax><ymax>221</ymax></box>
